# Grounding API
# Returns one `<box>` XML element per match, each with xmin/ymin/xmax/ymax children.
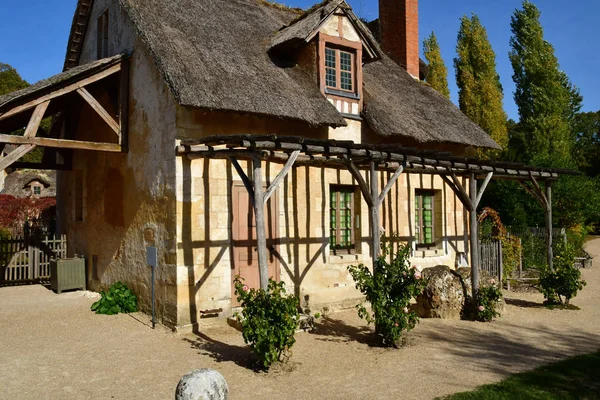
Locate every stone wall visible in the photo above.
<box><xmin>56</xmin><ymin>2</ymin><xmax>179</xmax><ymax>327</ymax></box>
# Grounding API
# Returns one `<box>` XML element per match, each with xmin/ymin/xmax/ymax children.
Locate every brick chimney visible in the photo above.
<box><xmin>379</xmin><ymin>0</ymin><xmax>420</xmax><ymax>79</ymax></box>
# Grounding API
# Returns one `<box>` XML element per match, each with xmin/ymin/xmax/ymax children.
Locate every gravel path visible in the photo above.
<box><xmin>2</xmin><ymin>240</ymin><xmax>600</xmax><ymax>400</ymax></box>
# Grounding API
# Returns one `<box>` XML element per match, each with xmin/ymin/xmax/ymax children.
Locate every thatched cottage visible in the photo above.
<box><xmin>5</xmin><ymin>0</ymin><xmax>562</xmax><ymax>332</ymax></box>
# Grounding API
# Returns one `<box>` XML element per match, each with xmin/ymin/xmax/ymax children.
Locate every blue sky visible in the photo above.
<box><xmin>1</xmin><ymin>0</ymin><xmax>598</xmax><ymax>120</ymax></box>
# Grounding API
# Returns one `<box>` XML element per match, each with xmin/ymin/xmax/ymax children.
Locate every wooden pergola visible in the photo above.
<box><xmin>0</xmin><ymin>55</ymin><xmax>129</xmax><ymax>172</ymax></box>
<box><xmin>177</xmin><ymin>134</ymin><xmax>578</xmax><ymax>293</ymax></box>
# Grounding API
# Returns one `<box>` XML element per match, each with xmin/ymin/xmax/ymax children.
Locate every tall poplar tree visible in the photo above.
<box><xmin>423</xmin><ymin>32</ymin><xmax>450</xmax><ymax>99</ymax></box>
<box><xmin>455</xmin><ymin>14</ymin><xmax>508</xmax><ymax>157</ymax></box>
<box><xmin>509</xmin><ymin>1</ymin><xmax>582</xmax><ymax>166</ymax></box>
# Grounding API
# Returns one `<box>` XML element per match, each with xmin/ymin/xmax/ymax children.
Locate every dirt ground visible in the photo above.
<box><xmin>2</xmin><ymin>241</ymin><xmax>600</xmax><ymax>400</ymax></box>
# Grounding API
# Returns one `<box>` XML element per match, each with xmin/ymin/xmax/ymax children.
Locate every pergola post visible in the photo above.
<box><xmin>442</xmin><ymin>170</ymin><xmax>493</xmax><ymax>295</ymax></box>
<box><xmin>469</xmin><ymin>173</ymin><xmax>480</xmax><ymax>293</ymax></box>
<box><xmin>370</xmin><ymin>162</ymin><xmax>380</xmax><ymax>261</ymax></box>
<box><xmin>346</xmin><ymin>159</ymin><xmax>404</xmax><ymax>265</ymax></box>
<box><xmin>546</xmin><ymin>181</ymin><xmax>553</xmax><ymax>271</ymax></box>
<box><xmin>229</xmin><ymin>150</ymin><xmax>300</xmax><ymax>290</ymax></box>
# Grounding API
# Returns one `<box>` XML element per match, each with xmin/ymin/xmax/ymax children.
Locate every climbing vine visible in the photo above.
<box><xmin>478</xmin><ymin>207</ymin><xmax>521</xmax><ymax>281</ymax></box>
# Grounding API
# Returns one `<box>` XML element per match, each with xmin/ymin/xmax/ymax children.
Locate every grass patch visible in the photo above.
<box><xmin>439</xmin><ymin>351</ymin><xmax>600</xmax><ymax>400</ymax></box>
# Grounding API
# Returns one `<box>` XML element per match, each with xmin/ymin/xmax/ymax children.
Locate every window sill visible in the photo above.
<box><xmin>413</xmin><ymin>248</ymin><xmax>446</xmax><ymax>258</ymax></box>
<box><xmin>329</xmin><ymin>253</ymin><xmax>364</xmax><ymax>264</ymax></box>
<box><xmin>325</xmin><ymin>88</ymin><xmax>360</xmax><ymax>100</ymax></box>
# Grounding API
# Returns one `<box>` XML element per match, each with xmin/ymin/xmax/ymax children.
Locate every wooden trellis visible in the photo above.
<box><xmin>178</xmin><ymin>134</ymin><xmax>578</xmax><ymax>293</ymax></box>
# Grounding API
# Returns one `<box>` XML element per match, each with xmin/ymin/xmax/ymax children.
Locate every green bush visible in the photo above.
<box><xmin>463</xmin><ymin>283</ymin><xmax>503</xmax><ymax>322</ymax></box>
<box><xmin>233</xmin><ymin>276</ymin><xmax>299</xmax><ymax>370</ymax></box>
<box><xmin>348</xmin><ymin>242</ymin><xmax>425</xmax><ymax>347</ymax></box>
<box><xmin>539</xmin><ymin>239</ymin><xmax>586</xmax><ymax>307</ymax></box>
<box><xmin>91</xmin><ymin>281</ymin><xmax>138</xmax><ymax>315</ymax></box>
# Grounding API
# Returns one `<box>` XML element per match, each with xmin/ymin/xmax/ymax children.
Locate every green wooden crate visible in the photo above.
<box><xmin>50</xmin><ymin>258</ymin><xmax>86</xmax><ymax>294</ymax></box>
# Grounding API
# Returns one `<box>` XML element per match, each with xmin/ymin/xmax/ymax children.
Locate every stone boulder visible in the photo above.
<box><xmin>416</xmin><ymin>265</ymin><xmax>466</xmax><ymax>319</ymax></box>
<box><xmin>416</xmin><ymin>266</ymin><xmax>505</xmax><ymax>319</ymax></box>
<box><xmin>175</xmin><ymin>369</ymin><xmax>228</xmax><ymax>400</ymax></box>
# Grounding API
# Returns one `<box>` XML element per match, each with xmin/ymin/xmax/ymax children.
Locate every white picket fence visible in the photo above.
<box><xmin>0</xmin><ymin>234</ymin><xmax>67</xmax><ymax>283</ymax></box>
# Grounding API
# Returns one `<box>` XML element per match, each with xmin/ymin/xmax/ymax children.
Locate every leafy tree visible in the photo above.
<box><xmin>0</xmin><ymin>62</ymin><xmax>45</xmax><ymax>163</ymax></box>
<box><xmin>455</xmin><ymin>14</ymin><xmax>508</xmax><ymax>158</ymax></box>
<box><xmin>423</xmin><ymin>32</ymin><xmax>450</xmax><ymax>99</ymax></box>
<box><xmin>0</xmin><ymin>63</ymin><xmax>28</xmax><ymax>96</ymax></box>
<box><xmin>572</xmin><ymin>111</ymin><xmax>600</xmax><ymax>176</ymax></box>
<box><xmin>509</xmin><ymin>1</ymin><xmax>582</xmax><ymax>167</ymax></box>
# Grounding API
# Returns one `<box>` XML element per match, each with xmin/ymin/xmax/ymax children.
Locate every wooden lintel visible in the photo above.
<box><xmin>0</xmin><ymin>63</ymin><xmax>121</xmax><ymax>122</ymax></box>
<box><xmin>0</xmin><ymin>144</ymin><xmax>36</xmax><ymax>170</ymax></box>
<box><xmin>77</xmin><ymin>87</ymin><xmax>121</xmax><ymax>137</ymax></box>
<box><xmin>23</xmin><ymin>101</ymin><xmax>50</xmax><ymax>138</ymax></box>
<box><xmin>0</xmin><ymin>133</ymin><xmax>121</xmax><ymax>152</ymax></box>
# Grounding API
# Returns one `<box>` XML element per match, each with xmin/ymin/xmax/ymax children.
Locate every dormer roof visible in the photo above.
<box><xmin>269</xmin><ymin>0</ymin><xmax>381</xmax><ymax>60</ymax></box>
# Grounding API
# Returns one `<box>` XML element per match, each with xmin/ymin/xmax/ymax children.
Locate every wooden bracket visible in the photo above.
<box><xmin>0</xmin><ymin>144</ymin><xmax>36</xmax><ymax>170</ymax></box>
<box><xmin>77</xmin><ymin>87</ymin><xmax>121</xmax><ymax>138</ymax></box>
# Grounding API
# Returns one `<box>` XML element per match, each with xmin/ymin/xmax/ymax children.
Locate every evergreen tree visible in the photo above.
<box><xmin>455</xmin><ymin>14</ymin><xmax>508</xmax><ymax>158</ymax></box>
<box><xmin>509</xmin><ymin>1</ymin><xmax>582</xmax><ymax>166</ymax></box>
<box><xmin>423</xmin><ymin>32</ymin><xmax>450</xmax><ymax>99</ymax></box>
<box><xmin>0</xmin><ymin>63</ymin><xmax>29</xmax><ymax>96</ymax></box>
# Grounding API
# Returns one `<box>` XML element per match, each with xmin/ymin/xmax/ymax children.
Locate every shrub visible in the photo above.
<box><xmin>233</xmin><ymin>276</ymin><xmax>299</xmax><ymax>370</ymax></box>
<box><xmin>463</xmin><ymin>282</ymin><xmax>503</xmax><ymax>322</ymax></box>
<box><xmin>348</xmin><ymin>242</ymin><xmax>425</xmax><ymax>347</ymax></box>
<box><xmin>91</xmin><ymin>281</ymin><xmax>138</xmax><ymax>315</ymax></box>
<box><xmin>539</xmin><ymin>239</ymin><xmax>587</xmax><ymax>307</ymax></box>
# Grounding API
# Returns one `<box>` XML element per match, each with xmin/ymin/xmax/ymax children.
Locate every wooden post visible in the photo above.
<box><xmin>546</xmin><ymin>181</ymin><xmax>553</xmax><ymax>271</ymax></box>
<box><xmin>370</xmin><ymin>162</ymin><xmax>380</xmax><ymax>261</ymax></box>
<box><xmin>252</xmin><ymin>157</ymin><xmax>269</xmax><ymax>290</ymax></box>
<box><xmin>469</xmin><ymin>173</ymin><xmax>480</xmax><ymax>295</ymax></box>
<box><xmin>345</xmin><ymin>160</ymin><xmax>404</xmax><ymax>266</ymax></box>
<box><xmin>498</xmin><ymin>239</ymin><xmax>503</xmax><ymax>289</ymax></box>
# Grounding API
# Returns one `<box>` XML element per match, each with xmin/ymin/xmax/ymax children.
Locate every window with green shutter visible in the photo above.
<box><xmin>330</xmin><ymin>186</ymin><xmax>356</xmax><ymax>253</ymax></box>
<box><xmin>415</xmin><ymin>190</ymin><xmax>435</xmax><ymax>246</ymax></box>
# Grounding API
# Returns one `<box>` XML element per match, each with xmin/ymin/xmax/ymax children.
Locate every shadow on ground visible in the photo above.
<box><xmin>312</xmin><ymin>316</ymin><xmax>382</xmax><ymax>347</ymax></box>
<box><xmin>420</xmin><ymin>321</ymin><xmax>600</xmax><ymax>380</ymax></box>
<box><xmin>183</xmin><ymin>333</ymin><xmax>256</xmax><ymax>370</ymax></box>
<box><xmin>504</xmin><ymin>298</ymin><xmax>545</xmax><ymax>308</ymax></box>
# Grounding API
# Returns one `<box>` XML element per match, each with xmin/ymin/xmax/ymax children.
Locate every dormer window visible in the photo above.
<box><xmin>33</xmin><ymin>186</ymin><xmax>41</xmax><ymax>196</ymax></box>
<box><xmin>325</xmin><ymin>47</ymin><xmax>355</xmax><ymax>92</ymax></box>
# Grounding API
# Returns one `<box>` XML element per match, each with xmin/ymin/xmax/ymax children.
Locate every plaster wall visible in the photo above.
<box><xmin>56</xmin><ymin>2</ymin><xmax>179</xmax><ymax>327</ymax></box>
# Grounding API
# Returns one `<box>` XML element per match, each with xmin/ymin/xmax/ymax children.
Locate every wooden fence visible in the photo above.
<box><xmin>479</xmin><ymin>240</ymin><xmax>503</xmax><ymax>285</ymax></box>
<box><xmin>0</xmin><ymin>234</ymin><xmax>67</xmax><ymax>283</ymax></box>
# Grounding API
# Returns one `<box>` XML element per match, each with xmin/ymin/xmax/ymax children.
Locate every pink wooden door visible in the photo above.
<box><xmin>231</xmin><ymin>184</ymin><xmax>279</xmax><ymax>306</ymax></box>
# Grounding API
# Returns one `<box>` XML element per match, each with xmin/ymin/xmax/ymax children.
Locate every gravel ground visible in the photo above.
<box><xmin>2</xmin><ymin>240</ymin><xmax>600</xmax><ymax>400</ymax></box>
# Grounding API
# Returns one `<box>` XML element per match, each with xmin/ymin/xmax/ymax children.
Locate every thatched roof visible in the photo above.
<box><xmin>1</xmin><ymin>170</ymin><xmax>56</xmax><ymax>198</ymax></box>
<box><xmin>118</xmin><ymin>0</ymin><xmax>347</xmax><ymax>128</ymax></box>
<box><xmin>0</xmin><ymin>55</ymin><xmax>124</xmax><ymax>114</ymax></box>
<box><xmin>57</xmin><ymin>0</ymin><xmax>498</xmax><ymax>149</ymax></box>
<box><xmin>363</xmin><ymin>55</ymin><xmax>500</xmax><ymax>149</ymax></box>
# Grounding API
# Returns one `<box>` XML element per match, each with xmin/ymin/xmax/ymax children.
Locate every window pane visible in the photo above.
<box><xmin>341</xmin><ymin>71</ymin><xmax>352</xmax><ymax>91</ymax></box>
<box><xmin>326</xmin><ymin>68</ymin><xmax>337</xmax><ymax>88</ymax></box>
<box><xmin>325</xmin><ymin>48</ymin><xmax>336</xmax><ymax>68</ymax></box>
<box><xmin>423</xmin><ymin>195</ymin><xmax>432</xmax><ymax>209</ymax></box>
<box><xmin>340</xmin><ymin>52</ymin><xmax>352</xmax><ymax>71</ymax></box>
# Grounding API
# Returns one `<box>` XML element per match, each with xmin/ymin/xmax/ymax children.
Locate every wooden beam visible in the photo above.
<box><xmin>469</xmin><ymin>173</ymin><xmax>480</xmax><ymax>295</ymax></box>
<box><xmin>119</xmin><ymin>59</ymin><xmax>130</xmax><ymax>147</ymax></box>
<box><xmin>77</xmin><ymin>87</ymin><xmax>121</xmax><ymax>137</ymax></box>
<box><xmin>253</xmin><ymin>156</ymin><xmax>269</xmax><ymax>290</ymax></box>
<box><xmin>474</xmin><ymin>172</ymin><xmax>494</xmax><ymax>209</ymax></box>
<box><xmin>377</xmin><ymin>164</ymin><xmax>404</xmax><ymax>206</ymax></box>
<box><xmin>0</xmin><ymin>134</ymin><xmax>121</xmax><ymax>152</ymax></box>
<box><xmin>0</xmin><ymin>63</ymin><xmax>121</xmax><ymax>122</ymax></box>
<box><xmin>23</xmin><ymin>101</ymin><xmax>50</xmax><ymax>138</ymax></box>
<box><xmin>441</xmin><ymin>175</ymin><xmax>473</xmax><ymax>211</ymax></box>
<box><xmin>0</xmin><ymin>144</ymin><xmax>36</xmax><ymax>170</ymax></box>
<box><xmin>370</xmin><ymin>162</ymin><xmax>380</xmax><ymax>260</ymax></box>
<box><xmin>345</xmin><ymin>158</ymin><xmax>374</xmax><ymax>207</ymax></box>
<box><xmin>228</xmin><ymin>156</ymin><xmax>254</xmax><ymax>204</ymax></box>
<box><xmin>263</xmin><ymin>150</ymin><xmax>299</xmax><ymax>204</ymax></box>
